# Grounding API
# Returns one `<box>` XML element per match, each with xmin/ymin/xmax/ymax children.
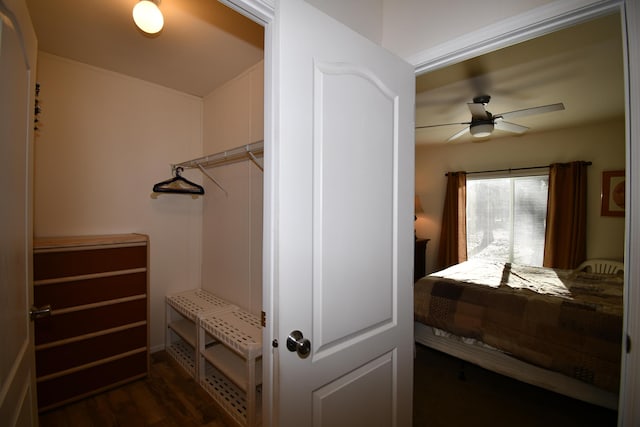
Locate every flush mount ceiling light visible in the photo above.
<box><xmin>133</xmin><ymin>0</ymin><xmax>164</xmax><ymax>35</ymax></box>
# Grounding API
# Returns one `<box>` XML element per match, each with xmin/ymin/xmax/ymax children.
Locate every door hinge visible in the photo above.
<box><xmin>261</xmin><ymin>311</ymin><xmax>266</xmax><ymax>328</ymax></box>
<box><xmin>627</xmin><ymin>334</ymin><xmax>632</xmax><ymax>354</ymax></box>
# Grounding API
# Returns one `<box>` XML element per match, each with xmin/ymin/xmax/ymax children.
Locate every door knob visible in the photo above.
<box><xmin>287</xmin><ymin>330</ymin><xmax>311</xmax><ymax>358</ymax></box>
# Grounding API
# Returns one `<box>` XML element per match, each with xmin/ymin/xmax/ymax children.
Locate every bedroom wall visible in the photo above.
<box><xmin>415</xmin><ymin>118</ymin><xmax>626</xmax><ymax>274</ymax></box>
<box><xmin>33</xmin><ymin>52</ymin><xmax>204</xmax><ymax>351</ymax></box>
<box><xmin>201</xmin><ymin>61</ymin><xmax>264</xmax><ymax>316</ymax></box>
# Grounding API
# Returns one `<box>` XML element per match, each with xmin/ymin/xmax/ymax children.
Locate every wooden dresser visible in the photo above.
<box><xmin>33</xmin><ymin>234</ymin><xmax>149</xmax><ymax>412</ymax></box>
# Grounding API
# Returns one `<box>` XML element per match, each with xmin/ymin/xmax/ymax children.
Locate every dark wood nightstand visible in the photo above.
<box><xmin>414</xmin><ymin>238</ymin><xmax>429</xmax><ymax>282</ymax></box>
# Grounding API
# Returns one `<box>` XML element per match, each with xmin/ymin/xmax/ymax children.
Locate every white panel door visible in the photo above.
<box><xmin>273</xmin><ymin>1</ymin><xmax>415</xmax><ymax>425</ymax></box>
<box><xmin>0</xmin><ymin>0</ymin><xmax>37</xmax><ymax>425</ymax></box>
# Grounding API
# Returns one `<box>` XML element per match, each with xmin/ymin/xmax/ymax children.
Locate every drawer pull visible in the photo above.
<box><xmin>30</xmin><ymin>304</ymin><xmax>52</xmax><ymax>320</ymax></box>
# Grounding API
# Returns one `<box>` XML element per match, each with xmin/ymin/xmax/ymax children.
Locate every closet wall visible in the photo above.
<box><xmin>201</xmin><ymin>61</ymin><xmax>264</xmax><ymax>316</ymax></box>
<box><xmin>34</xmin><ymin>53</ymin><xmax>263</xmax><ymax>350</ymax></box>
<box><xmin>34</xmin><ymin>52</ymin><xmax>206</xmax><ymax>352</ymax></box>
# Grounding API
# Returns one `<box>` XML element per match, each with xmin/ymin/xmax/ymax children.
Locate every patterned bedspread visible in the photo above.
<box><xmin>414</xmin><ymin>259</ymin><xmax>623</xmax><ymax>392</ymax></box>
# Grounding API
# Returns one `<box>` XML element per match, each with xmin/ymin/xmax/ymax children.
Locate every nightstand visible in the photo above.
<box><xmin>414</xmin><ymin>239</ymin><xmax>429</xmax><ymax>282</ymax></box>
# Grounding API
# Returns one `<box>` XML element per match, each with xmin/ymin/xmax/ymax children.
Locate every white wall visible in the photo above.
<box><xmin>33</xmin><ymin>53</ymin><xmax>204</xmax><ymax>351</ymax></box>
<box><xmin>381</xmin><ymin>0</ymin><xmax>558</xmax><ymax>59</ymax></box>
<box><xmin>306</xmin><ymin>0</ymin><xmax>383</xmax><ymax>44</ymax></box>
<box><xmin>305</xmin><ymin>0</ymin><xmax>597</xmax><ymax>59</ymax></box>
<box><xmin>416</xmin><ymin>118</ymin><xmax>626</xmax><ymax>274</ymax></box>
<box><xmin>201</xmin><ymin>61</ymin><xmax>264</xmax><ymax>315</ymax></box>
<box><xmin>203</xmin><ymin>61</ymin><xmax>263</xmax><ymax>153</ymax></box>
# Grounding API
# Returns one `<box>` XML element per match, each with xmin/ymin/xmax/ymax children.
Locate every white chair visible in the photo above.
<box><xmin>577</xmin><ymin>259</ymin><xmax>624</xmax><ymax>275</ymax></box>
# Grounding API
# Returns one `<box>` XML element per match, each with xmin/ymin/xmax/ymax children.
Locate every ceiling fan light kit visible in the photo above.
<box><xmin>470</xmin><ymin>122</ymin><xmax>494</xmax><ymax>138</ymax></box>
<box><xmin>133</xmin><ymin>0</ymin><xmax>164</xmax><ymax>35</ymax></box>
<box><xmin>416</xmin><ymin>94</ymin><xmax>565</xmax><ymax>143</ymax></box>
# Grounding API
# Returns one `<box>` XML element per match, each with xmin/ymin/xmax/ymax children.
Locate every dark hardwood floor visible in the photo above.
<box><xmin>40</xmin><ymin>346</ymin><xmax>618</xmax><ymax>426</ymax></box>
<box><xmin>413</xmin><ymin>344</ymin><xmax>618</xmax><ymax>427</ymax></box>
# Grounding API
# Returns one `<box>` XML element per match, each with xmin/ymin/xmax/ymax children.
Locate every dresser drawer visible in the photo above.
<box><xmin>34</xmin><ymin>298</ymin><xmax>147</xmax><ymax>345</ymax></box>
<box><xmin>34</xmin><ymin>244</ymin><xmax>147</xmax><ymax>280</ymax></box>
<box><xmin>36</xmin><ymin>324</ymin><xmax>147</xmax><ymax>377</ymax></box>
<box><xmin>36</xmin><ymin>351</ymin><xmax>148</xmax><ymax>411</ymax></box>
<box><xmin>34</xmin><ymin>272</ymin><xmax>146</xmax><ymax>310</ymax></box>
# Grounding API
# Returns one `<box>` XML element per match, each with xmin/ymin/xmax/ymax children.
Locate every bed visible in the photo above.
<box><xmin>414</xmin><ymin>259</ymin><xmax>623</xmax><ymax>409</ymax></box>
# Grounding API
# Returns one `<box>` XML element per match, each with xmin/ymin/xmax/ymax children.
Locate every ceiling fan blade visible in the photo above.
<box><xmin>446</xmin><ymin>127</ymin><xmax>470</xmax><ymax>142</ymax></box>
<box><xmin>416</xmin><ymin>121</ymin><xmax>470</xmax><ymax>130</ymax></box>
<box><xmin>494</xmin><ymin>119</ymin><xmax>529</xmax><ymax>134</ymax></box>
<box><xmin>498</xmin><ymin>102</ymin><xmax>565</xmax><ymax>120</ymax></box>
<box><xmin>467</xmin><ymin>102</ymin><xmax>489</xmax><ymax>119</ymax></box>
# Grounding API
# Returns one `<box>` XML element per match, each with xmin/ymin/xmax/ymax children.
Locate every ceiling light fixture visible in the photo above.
<box><xmin>469</xmin><ymin>122</ymin><xmax>494</xmax><ymax>138</ymax></box>
<box><xmin>133</xmin><ymin>0</ymin><xmax>164</xmax><ymax>35</ymax></box>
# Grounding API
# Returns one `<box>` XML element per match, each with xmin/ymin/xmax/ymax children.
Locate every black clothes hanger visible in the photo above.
<box><xmin>152</xmin><ymin>167</ymin><xmax>205</xmax><ymax>195</ymax></box>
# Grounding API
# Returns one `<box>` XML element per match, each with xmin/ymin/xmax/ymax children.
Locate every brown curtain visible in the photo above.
<box><xmin>543</xmin><ymin>161</ymin><xmax>588</xmax><ymax>269</ymax></box>
<box><xmin>437</xmin><ymin>172</ymin><xmax>467</xmax><ymax>270</ymax></box>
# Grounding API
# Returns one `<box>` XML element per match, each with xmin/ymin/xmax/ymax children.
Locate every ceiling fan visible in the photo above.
<box><xmin>416</xmin><ymin>95</ymin><xmax>565</xmax><ymax>142</ymax></box>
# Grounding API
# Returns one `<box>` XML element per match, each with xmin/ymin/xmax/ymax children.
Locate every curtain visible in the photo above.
<box><xmin>437</xmin><ymin>172</ymin><xmax>467</xmax><ymax>270</ymax></box>
<box><xmin>543</xmin><ymin>161</ymin><xmax>589</xmax><ymax>269</ymax></box>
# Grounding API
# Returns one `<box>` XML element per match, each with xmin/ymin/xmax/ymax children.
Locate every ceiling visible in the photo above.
<box><xmin>415</xmin><ymin>12</ymin><xmax>625</xmax><ymax>145</ymax></box>
<box><xmin>25</xmin><ymin>3</ymin><xmax>624</xmax><ymax>143</ymax></box>
<box><xmin>26</xmin><ymin>0</ymin><xmax>264</xmax><ymax>97</ymax></box>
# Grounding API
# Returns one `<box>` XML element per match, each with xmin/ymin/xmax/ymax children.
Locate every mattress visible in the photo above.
<box><xmin>414</xmin><ymin>259</ymin><xmax>623</xmax><ymax>392</ymax></box>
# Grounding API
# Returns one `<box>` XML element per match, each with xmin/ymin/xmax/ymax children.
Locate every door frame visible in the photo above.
<box><xmin>410</xmin><ymin>0</ymin><xmax>638</xmax><ymax>423</ymax></box>
<box><xmin>220</xmin><ymin>0</ymin><xmax>639</xmax><ymax>425</ymax></box>
<box><xmin>217</xmin><ymin>1</ymin><xmax>277</xmax><ymax>424</ymax></box>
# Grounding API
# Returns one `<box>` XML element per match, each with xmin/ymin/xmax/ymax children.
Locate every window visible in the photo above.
<box><xmin>466</xmin><ymin>174</ymin><xmax>549</xmax><ymax>266</ymax></box>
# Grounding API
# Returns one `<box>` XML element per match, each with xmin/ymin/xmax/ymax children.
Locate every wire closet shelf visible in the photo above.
<box><xmin>173</xmin><ymin>140</ymin><xmax>264</xmax><ymax>172</ymax></box>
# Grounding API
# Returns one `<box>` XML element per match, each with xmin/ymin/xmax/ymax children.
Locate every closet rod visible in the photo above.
<box><xmin>444</xmin><ymin>161</ymin><xmax>592</xmax><ymax>176</ymax></box>
<box><xmin>173</xmin><ymin>140</ymin><xmax>264</xmax><ymax>171</ymax></box>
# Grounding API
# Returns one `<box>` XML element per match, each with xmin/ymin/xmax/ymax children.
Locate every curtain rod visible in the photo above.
<box><xmin>444</xmin><ymin>161</ymin><xmax>592</xmax><ymax>176</ymax></box>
